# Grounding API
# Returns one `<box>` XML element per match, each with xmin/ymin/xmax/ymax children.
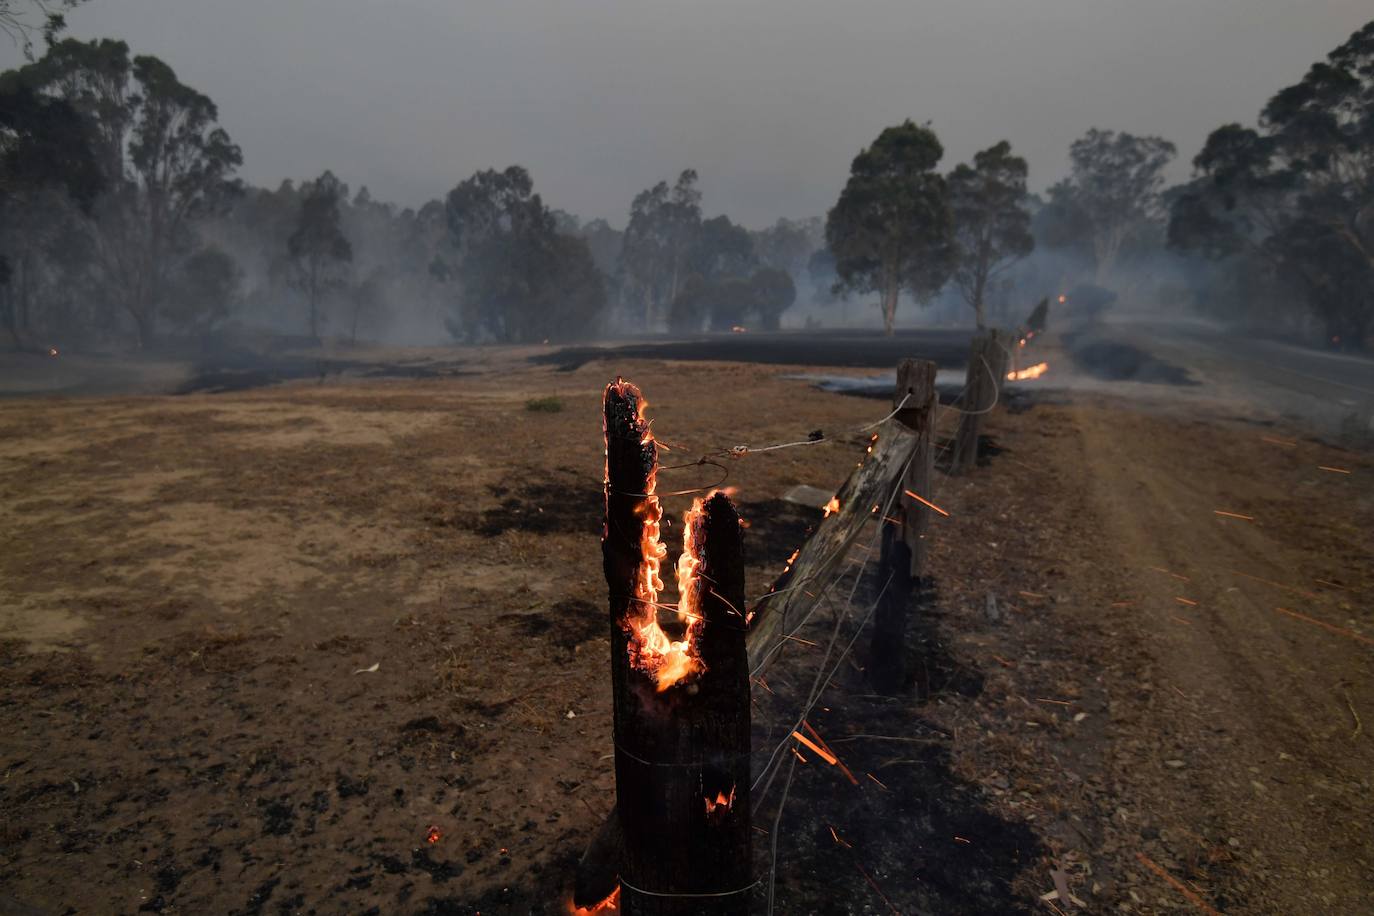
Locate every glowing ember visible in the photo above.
<box><xmin>704</xmin><ymin>785</ymin><xmax>736</xmax><ymax>821</ymax></box>
<box><xmin>425</xmin><ymin>825</ymin><xmax>442</xmax><ymax>844</ymax></box>
<box><xmin>570</xmin><ymin>886</ymin><xmax>621</xmax><ymax>914</ymax></box>
<box><xmin>47</xmin><ymin>347</ymin><xmax>59</xmax><ymax>358</ymax></box>
<box><xmin>604</xmin><ymin>380</ymin><xmax>708</xmax><ymax>692</ymax></box>
<box><xmin>903</xmin><ymin>488</ymin><xmax>950</xmax><ymax>518</ymax></box>
<box><xmin>791</xmin><ymin>730</ymin><xmax>838</xmax><ymax>765</ymax></box>
<box><xmin>822</xmin><ymin>496</ymin><xmax>840</xmax><ymax>518</ymax></box>
<box><xmin>1057</xmin><ymin>294</ymin><xmax>1067</xmax><ymax>303</ymax></box>
<box><xmin>1006</xmin><ymin>361</ymin><xmax>1049</xmax><ymax>381</ymax></box>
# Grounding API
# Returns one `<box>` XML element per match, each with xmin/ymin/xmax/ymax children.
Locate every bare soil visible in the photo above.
<box><xmin>1</xmin><ymin>344</ymin><xmax>1370</xmax><ymax>914</ymax></box>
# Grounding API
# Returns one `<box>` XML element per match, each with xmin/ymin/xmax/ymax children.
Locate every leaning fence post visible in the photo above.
<box><xmin>954</xmin><ymin>329</ymin><xmax>1010</xmax><ymax>474</ymax></box>
<box><xmin>603</xmin><ymin>380</ymin><xmax>751</xmax><ymax>916</ymax></box>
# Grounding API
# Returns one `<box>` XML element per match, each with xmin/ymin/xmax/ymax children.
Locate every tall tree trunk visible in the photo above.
<box><xmin>882</xmin><ymin>276</ymin><xmax>899</xmax><ymax>336</ymax></box>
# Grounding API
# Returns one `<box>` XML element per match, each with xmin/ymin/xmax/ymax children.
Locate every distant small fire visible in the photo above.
<box><xmin>1007</xmin><ymin>362</ymin><xmax>1049</xmax><ymax>381</ymax></box>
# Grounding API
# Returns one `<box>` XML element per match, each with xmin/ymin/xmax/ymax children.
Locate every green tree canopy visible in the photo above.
<box><xmin>825</xmin><ymin>120</ymin><xmax>954</xmax><ymax>335</ymax></box>
<box><xmin>947</xmin><ymin>140</ymin><xmax>1034</xmax><ymax>328</ymax></box>
<box><xmin>1055</xmin><ymin>128</ymin><xmax>1176</xmax><ymax>281</ymax></box>
<box><xmin>288</xmin><ymin>170</ymin><xmax>353</xmax><ymax>341</ymax></box>
<box><xmin>1169</xmin><ymin>20</ymin><xmax>1374</xmax><ymax>347</ymax></box>
<box><xmin>445</xmin><ymin>165</ymin><xmax>605</xmax><ymax>343</ymax></box>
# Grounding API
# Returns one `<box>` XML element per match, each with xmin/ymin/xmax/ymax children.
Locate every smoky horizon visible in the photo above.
<box><xmin>1</xmin><ymin>0</ymin><xmax>1362</xmax><ymax>227</ymax></box>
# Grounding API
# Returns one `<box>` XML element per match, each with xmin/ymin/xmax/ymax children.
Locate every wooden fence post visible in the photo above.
<box><xmin>892</xmin><ymin>358</ymin><xmax>938</xmax><ymax>577</ymax></box>
<box><xmin>603</xmin><ymin>381</ymin><xmax>751</xmax><ymax>916</ymax></box>
<box><xmin>954</xmin><ymin>329</ymin><xmax>1011</xmax><ymax>474</ymax></box>
<box><xmin>869</xmin><ymin>358</ymin><xmax>936</xmax><ymax>692</ymax></box>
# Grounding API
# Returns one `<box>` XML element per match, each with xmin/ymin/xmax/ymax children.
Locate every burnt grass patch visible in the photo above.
<box><xmin>473</xmin><ymin>478</ymin><xmax>603</xmax><ymax>537</ymax></box>
<box><xmin>751</xmin><ymin>570</ymin><xmax>1034</xmax><ymax>914</ymax></box>
<box><xmin>1064</xmin><ymin>332</ymin><xmax>1199</xmax><ymax>386</ymax></box>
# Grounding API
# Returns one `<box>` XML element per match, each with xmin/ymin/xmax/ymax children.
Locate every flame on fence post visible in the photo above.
<box><xmin>601</xmin><ymin>379</ymin><xmax>751</xmax><ymax>916</ymax></box>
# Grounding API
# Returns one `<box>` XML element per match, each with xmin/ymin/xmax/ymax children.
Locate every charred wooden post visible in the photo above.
<box><xmin>954</xmin><ymin>329</ymin><xmax>1011</xmax><ymax>474</ymax></box>
<box><xmin>892</xmin><ymin>358</ymin><xmax>938</xmax><ymax>578</ymax></box>
<box><xmin>577</xmin><ymin>414</ymin><xmax>924</xmax><ymax>907</ymax></box>
<box><xmin>867</xmin><ymin>358</ymin><xmax>937</xmax><ymax>692</ymax></box>
<box><xmin>870</xmin><ymin>530</ymin><xmax>914</xmax><ymax>694</ymax></box>
<box><xmin>603</xmin><ymin>380</ymin><xmax>751</xmax><ymax>916</ymax></box>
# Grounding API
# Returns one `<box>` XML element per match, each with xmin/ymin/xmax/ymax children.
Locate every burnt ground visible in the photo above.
<box><xmin>2</xmin><ymin>340</ymin><xmax>1372</xmax><ymax>914</ymax></box>
<box><xmin>532</xmin><ymin>329</ymin><xmax>975</xmax><ymax>372</ymax></box>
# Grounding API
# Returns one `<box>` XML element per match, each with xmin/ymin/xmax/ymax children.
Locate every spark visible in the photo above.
<box><xmin>1175</xmin><ymin>597</ymin><xmax>1198</xmax><ymax>606</ymax></box>
<box><xmin>991</xmin><ymin>654</ymin><xmax>1016</xmax><ymax>668</ymax></box>
<box><xmin>903</xmin><ymin>489</ymin><xmax>950</xmax><ymax>517</ymax></box>
<box><xmin>827</xmin><ymin>824</ymin><xmax>853</xmax><ymax>848</ymax></box>
<box><xmin>1274</xmin><ymin>606</ymin><xmax>1374</xmax><ymax>647</ymax></box>
<box><xmin>1110</xmin><ymin>601</ymin><xmax>1135</xmax><ymax>608</ymax></box>
<box><xmin>1035</xmin><ymin>697</ymin><xmax>1072</xmax><ymax>707</ymax></box>
<box><xmin>1019</xmin><ymin>590</ymin><xmax>1046</xmax><ymax>599</ymax></box>
<box><xmin>1213</xmin><ymin>510</ymin><xmax>1254</xmax><ymax>521</ymax></box>
<box><xmin>1170</xmin><ymin>615</ymin><xmax>1192</xmax><ymax>626</ymax></box>
<box><xmin>782</xmin><ymin>633</ymin><xmax>820</xmax><ymax>648</ymax></box>
<box><xmin>1314</xmin><ymin>578</ymin><xmax>1350</xmax><ymax>591</ymax></box>
<box><xmin>953</xmin><ymin>836</ymin><xmax>971</xmax><ymax>844</ymax></box>
<box><xmin>1136</xmin><ymin>852</ymin><xmax>1222</xmax><ymax>916</ymax></box>
<box><xmin>1260</xmin><ymin>435</ymin><xmax>1297</xmax><ymax>447</ymax></box>
<box><xmin>791</xmin><ymin>731</ymin><xmax>838</xmax><ymax>766</ymax></box>
<box><xmin>804</xmin><ymin>720</ymin><xmax>858</xmax><ymax>785</ymax></box>
<box><xmin>866</xmin><ymin>772</ymin><xmax>889</xmax><ymax>790</ymax></box>
<box><xmin>1228</xmin><ymin>568</ymin><xmax>1316</xmax><ymax>599</ymax></box>
<box><xmin>855</xmin><ymin>861</ymin><xmax>901</xmax><ymax>916</ymax></box>
<box><xmin>1318</xmin><ymin>465</ymin><xmax>1352</xmax><ymax>474</ymax></box>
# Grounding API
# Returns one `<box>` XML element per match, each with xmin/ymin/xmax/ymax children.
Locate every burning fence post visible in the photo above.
<box><xmin>603</xmin><ymin>380</ymin><xmax>751</xmax><ymax>916</ymax></box>
<box><xmin>954</xmin><ymin>329</ymin><xmax>1012</xmax><ymax>474</ymax></box>
<box><xmin>869</xmin><ymin>358</ymin><xmax>937</xmax><ymax>693</ymax></box>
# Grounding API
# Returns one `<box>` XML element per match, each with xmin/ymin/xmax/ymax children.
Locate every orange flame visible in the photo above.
<box><xmin>1006</xmin><ymin>362</ymin><xmax>1049</xmax><ymax>381</ymax></box>
<box><xmin>705</xmin><ymin>785</ymin><xmax>736</xmax><ymax>820</ymax></box>
<box><xmin>425</xmin><ymin>825</ymin><xmax>442</xmax><ymax>844</ymax></box>
<box><xmin>608</xmin><ymin>381</ymin><xmax>707</xmax><ymax>692</ymax></box>
<box><xmin>570</xmin><ymin>886</ymin><xmax>621</xmax><ymax>914</ymax></box>
<box><xmin>822</xmin><ymin>496</ymin><xmax>840</xmax><ymax>518</ymax></box>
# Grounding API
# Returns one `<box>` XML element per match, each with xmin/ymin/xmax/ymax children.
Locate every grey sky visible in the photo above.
<box><xmin>9</xmin><ymin>0</ymin><xmax>1370</xmax><ymax>227</ymax></box>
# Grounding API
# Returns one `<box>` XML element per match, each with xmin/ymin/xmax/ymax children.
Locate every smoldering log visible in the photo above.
<box><xmin>576</xmin><ymin>412</ymin><xmax>920</xmax><ymax>908</ymax></box>
<box><xmin>602</xmin><ymin>380</ymin><xmax>751</xmax><ymax>916</ymax></box>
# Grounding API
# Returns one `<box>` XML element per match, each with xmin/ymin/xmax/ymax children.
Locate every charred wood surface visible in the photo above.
<box><xmin>602</xmin><ymin>381</ymin><xmax>751</xmax><ymax>916</ymax></box>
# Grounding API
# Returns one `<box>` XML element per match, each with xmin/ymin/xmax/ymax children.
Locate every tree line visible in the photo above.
<box><xmin>2</xmin><ymin>19</ymin><xmax>1371</xmax><ymax>351</ymax></box>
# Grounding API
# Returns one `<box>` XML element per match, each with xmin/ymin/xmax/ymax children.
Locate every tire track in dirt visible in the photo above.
<box><xmin>1070</xmin><ymin>404</ymin><xmax>1373</xmax><ymax>913</ymax></box>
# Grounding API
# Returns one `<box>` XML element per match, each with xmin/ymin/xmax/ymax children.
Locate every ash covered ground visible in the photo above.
<box><xmin>2</xmin><ymin>334</ymin><xmax>1372</xmax><ymax>914</ymax></box>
